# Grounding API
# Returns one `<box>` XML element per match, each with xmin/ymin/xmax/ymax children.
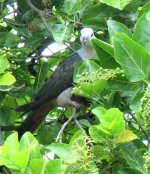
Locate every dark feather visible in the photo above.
<box><xmin>16</xmin><ymin>52</ymin><xmax>83</xmax><ymax>137</ymax></box>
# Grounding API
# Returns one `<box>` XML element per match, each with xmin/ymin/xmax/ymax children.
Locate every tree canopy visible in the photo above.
<box><xmin>0</xmin><ymin>0</ymin><xmax>150</xmax><ymax>173</ymax></box>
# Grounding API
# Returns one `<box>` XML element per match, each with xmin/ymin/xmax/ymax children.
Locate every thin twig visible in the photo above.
<box><xmin>56</xmin><ymin>107</ymin><xmax>76</xmax><ymax>142</ymax></box>
<box><xmin>129</xmin><ymin>112</ymin><xmax>150</xmax><ymax>142</ymax></box>
<box><xmin>74</xmin><ymin>115</ymin><xmax>94</xmax><ymax>147</ymax></box>
<box><xmin>25</xmin><ymin>0</ymin><xmax>53</xmax><ymax>35</ymax></box>
<box><xmin>74</xmin><ymin>117</ymin><xmax>84</xmax><ymax>131</ymax></box>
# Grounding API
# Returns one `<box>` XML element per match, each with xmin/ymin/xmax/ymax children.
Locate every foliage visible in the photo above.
<box><xmin>0</xmin><ymin>0</ymin><xmax>150</xmax><ymax>173</ymax></box>
<box><xmin>144</xmin><ymin>146</ymin><xmax>150</xmax><ymax>174</ymax></box>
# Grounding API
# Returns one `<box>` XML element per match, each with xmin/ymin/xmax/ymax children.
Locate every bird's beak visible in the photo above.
<box><xmin>83</xmin><ymin>36</ymin><xmax>87</xmax><ymax>45</ymax></box>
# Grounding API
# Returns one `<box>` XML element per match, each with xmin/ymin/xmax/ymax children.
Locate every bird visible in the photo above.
<box><xmin>15</xmin><ymin>28</ymin><xmax>96</xmax><ymax>138</ymax></box>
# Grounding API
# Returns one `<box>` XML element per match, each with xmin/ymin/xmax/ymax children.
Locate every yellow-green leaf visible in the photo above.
<box><xmin>114</xmin><ymin>130</ymin><xmax>137</xmax><ymax>144</ymax></box>
<box><xmin>0</xmin><ymin>73</ymin><xmax>16</xmax><ymax>86</ymax></box>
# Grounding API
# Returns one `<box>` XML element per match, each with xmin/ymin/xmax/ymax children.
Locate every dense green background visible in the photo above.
<box><xmin>0</xmin><ymin>0</ymin><xmax>150</xmax><ymax>173</ymax></box>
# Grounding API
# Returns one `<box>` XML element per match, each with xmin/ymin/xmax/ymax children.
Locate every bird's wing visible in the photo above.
<box><xmin>16</xmin><ymin>53</ymin><xmax>82</xmax><ymax>112</ymax></box>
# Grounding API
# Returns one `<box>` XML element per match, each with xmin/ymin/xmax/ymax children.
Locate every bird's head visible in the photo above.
<box><xmin>80</xmin><ymin>28</ymin><xmax>95</xmax><ymax>46</ymax></box>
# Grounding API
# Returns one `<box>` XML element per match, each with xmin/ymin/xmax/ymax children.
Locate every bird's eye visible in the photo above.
<box><xmin>91</xmin><ymin>33</ymin><xmax>94</xmax><ymax>37</ymax></box>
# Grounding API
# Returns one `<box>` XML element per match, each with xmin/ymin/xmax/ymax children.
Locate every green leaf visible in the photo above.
<box><xmin>0</xmin><ymin>58</ymin><xmax>9</xmax><ymax>74</ymax></box>
<box><xmin>112</xmin><ymin>33</ymin><xmax>150</xmax><ymax>82</ymax></box>
<box><xmin>79</xmin><ymin>119</ymin><xmax>91</xmax><ymax>128</ymax></box>
<box><xmin>114</xmin><ymin>130</ymin><xmax>137</xmax><ymax>144</ymax></box>
<box><xmin>108</xmin><ymin>80</ymin><xmax>141</xmax><ymax>96</ymax></box>
<box><xmin>147</xmin><ymin>10</ymin><xmax>150</xmax><ymax>20</ymax></box>
<box><xmin>133</xmin><ymin>13</ymin><xmax>150</xmax><ymax>53</ymax></box>
<box><xmin>124</xmin><ymin>0</ymin><xmax>141</xmax><ymax>13</ymax></box>
<box><xmin>107</xmin><ymin>20</ymin><xmax>132</xmax><ymax>42</ymax></box>
<box><xmin>92</xmin><ymin>107</ymin><xmax>125</xmax><ymax>135</ymax></box>
<box><xmin>120</xmin><ymin>141</ymin><xmax>145</xmax><ymax>174</ymax></box>
<box><xmin>80</xmin><ymin>79</ymin><xmax>107</xmax><ymax>96</ymax></box>
<box><xmin>69</xmin><ymin>130</ymin><xmax>86</xmax><ymax>145</ymax></box>
<box><xmin>2</xmin><ymin>132</ymin><xmax>19</xmax><ymax>155</ymax></box>
<box><xmin>20</xmin><ymin>132</ymin><xmax>42</xmax><ymax>159</ymax></box>
<box><xmin>50</xmin><ymin>24</ymin><xmax>73</xmax><ymax>43</ymax></box>
<box><xmin>0</xmin><ymin>33</ymin><xmax>20</xmax><ymax>48</ymax></box>
<box><xmin>61</xmin><ymin>0</ymin><xmax>81</xmax><ymax>15</ymax></box>
<box><xmin>82</xmin><ymin>4</ymin><xmax>118</xmax><ymax>30</ymax></box>
<box><xmin>138</xmin><ymin>1</ymin><xmax>150</xmax><ymax>17</ymax></box>
<box><xmin>92</xmin><ymin>145</ymin><xmax>110</xmax><ymax>161</ymax></box>
<box><xmin>130</xmin><ymin>92</ymin><xmax>144</xmax><ymax>112</ymax></box>
<box><xmin>19</xmin><ymin>132</ymin><xmax>36</xmax><ymax>150</ymax></box>
<box><xmin>92</xmin><ymin>38</ymin><xmax>119</xmax><ymax>68</ymax></box>
<box><xmin>0</xmin><ymin>73</ymin><xmax>16</xmax><ymax>86</ymax></box>
<box><xmin>73</xmin><ymin>60</ymin><xmax>100</xmax><ymax>83</ymax></box>
<box><xmin>44</xmin><ymin>160</ymin><xmax>61</xmax><ymax>174</ymax></box>
<box><xmin>37</xmin><ymin>124</ymin><xmax>60</xmax><ymax>145</ymax></box>
<box><xmin>0</xmin><ymin>133</ymin><xmax>29</xmax><ymax>171</ymax></box>
<box><xmin>89</xmin><ymin>125</ymin><xmax>111</xmax><ymax>143</ymax></box>
<box><xmin>92</xmin><ymin>38</ymin><xmax>114</xmax><ymax>57</ymax></box>
<box><xmin>73</xmin><ymin>78</ymin><xmax>107</xmax><ymax>99</ymax></box>
<box><xmin>48</xmin><ymin>143</ymin><xmax>70</xmax><ymax>159</ymax></box>
<box><xmin>98</xmin><ymin>0</ymin><xmax>132</xmax><ymax>10</ymax></box>
<box><xmin>92</xmin><ymin>107</ymin><xmax>107</xmax><ymax>122</ymax></box>
<box><xmin>30</xmin><ymin>159</ymin><xmax>44</xmax><ymax>174</ymax></box>
<box><xmin>12</xmin><ymin>149</ymin><xmax>30</xmax><ymax>171</ymax></box>
<box><xmin>34</xmin><ymin>62</ymin><xmax>50</xmax><ymax>93</ymax></box>
<box><xmin>112</xmin><ymin>164</ymin><xmax>136</xmax><ymax>174</ymax></box>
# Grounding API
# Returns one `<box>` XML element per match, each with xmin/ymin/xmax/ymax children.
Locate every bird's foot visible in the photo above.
<box><xmin>69</xmin><ymin>101</ymin><xmax>80</xmax><ymax>109</ymax></box>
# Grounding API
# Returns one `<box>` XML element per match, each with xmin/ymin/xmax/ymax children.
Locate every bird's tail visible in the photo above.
<box><xmin>17</xmin><ymin>102</ymin><xmax>53</xmax><ymax>139</ymax></box>
<box><xmin>15</xmin><ymin>102</ymin><xmax>32</xmax><ymax>112</ymax></box>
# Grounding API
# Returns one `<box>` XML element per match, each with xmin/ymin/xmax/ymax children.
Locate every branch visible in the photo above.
<box><xmin>74</xmin><ymin>115</ymin><xmax>94</xmax><ymax>147</ymax></box>
<box><xmin>56</xmin><ymin>107</ymin><xmax>77</xmax><ymax>143</ymax></box>
<box><xmin>25</xmin><ymin>0</ymin><xmax>53</xmax><ymax>35</ymax></box>
<box><xmin>129</xmin><ymin>112</ymin><xmax>150</xmax><ymax>142</ymax></box>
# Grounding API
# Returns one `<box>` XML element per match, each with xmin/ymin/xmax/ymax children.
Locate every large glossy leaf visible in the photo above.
<box><xmin>133</xmin><ymin>13</ymin><xmax>150</xmax><ymax>53</ymax></box>
<box><xmin>73</xmin><ymin>59</ymin><xmax>100</xmax><ymax>83</ymax></box>
<box><xmin>124</xmin><ymin>0</ymin><xmax>141</xmax><ymax>13</ymax></box>
<box><xmin>130</xmin><ymin>92</ymin><xmax>144</xmax><ymax>112</ymax></box>
<box><xmin>82</xmin><ymin>4</ymin><xmax>118</xmax><ymax>30</ymax></box>
<box><xmin>20</xmin><ymin>132</ymin><xmax>42</xmax><ymax>158</ymax></box>
<box><xmin>48</xmin><ymin>143</ymin><xmax>79</xmax><ymax>164</ymax></box>
<box><xmin>92</xmin><ymin>38</ymin><xmax>119</xmax><ymax>68</ymax></box>
<box><xmin>138</xmin><ymin>1</ymin><xmax>150</xmax><ymax>17</ymax></box>
<box><xmin>79</xmin><ymin>80</ymin><xmax>107</xmax><ymax>96</ymax></box>
<box><xmin>89</xmin><ymin>125</ymin><xmax>111</xmax><ymax>143</ymax></box>
<box><xmin>48</xmin><ymin>143</ymin><xmax>70</xmax><ymax>159</ymax></box>
<box><xmin>61</xmin><ymin>0</ymin><xmax>82</xmax><ymax>15</ymax></box>
<box><xmin>92</xmin><ymin>38</ymin><xmax>114</xmax><ymax>56</ymax></box>
<box><xmin>108</xmin><ymin>80</ymin><xmax>141</xmax><ymax>96</ymax></box>
<box><xmin>0</xmin><ymin>57</ymin><xmax>9</xmax><ymax>74</ymax></box>
<box><xmin>114</xmin><ymin>130</ymin><xmax>137</xmax><ymax>144</ymax></box>
<box><xmin>44</xmin><ymin>160</ymin><xmax>61</xmax><ymax>174</ymax></box>
<box><xmin>61</xmin><ymin>0</ymin><xmax>91</xmax><ymax>16</ymax></box>
<box><xmin>0</xmin><ymin>132</ymin><xmax>29</xmax><ymax>171</ymax></box>
<box><xmin>69</xmin><ymin>130</ymin><xmax>86</xmax><ymax>145</ymax></box>
<box><xmin>2</xmin><ymin>132</ymin><xmax>19</xmax><ymax>155</ymax></box>
<box><xmin>0</xmin><ymin>32</ymin><xmax>20</xmax><ymax>48</ymax></box>
<box><xmin>92</xmin><ymin>107</ymin><xmax>125</xmax><ymax>135</ymax></box>
<box><xmin>12</xmin><ymin>149</ymin><xmax>30</xmax><ymax>171</ymax></box>
<box><xmin>0</xmin><ymin>73</ymin><xmax>16</xmax><ymax>86</ymax></box>
<box><xmin>37</xmin><ymin>124</ymin><xmax>60</xmax><ymax>145</ymax></box>
<box><xmin>34</xmin><ymin>62</ymin><xmax>49</xmax><ymax>93</ymax></box>
<box><xmin>107</xmin><ymin>20</ymin><xmax>132</xmax><ymax>42</ymax></box>
<box><xmin>50</xmin><ymin>24</ymin><xmax>73</xmax><ymax>43</ymax></box>
<box><xmin>30</xmin><ymin>159</ymin><xmax>44</xmax><ymax>174</ymax></box>
<box><xmin>98</xmin><ymin>0</ymin><xmax>132</xmax><ymax>10</ymax></box>
<box><xmin>113</xmin><ymin>33</ymin><xmax>150</xmax><ymax>82</ymax></box>
<box><xmin>119</xmin><ymin>141</ymin><xmax>145</xmax><ymax>174</ymax></box>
